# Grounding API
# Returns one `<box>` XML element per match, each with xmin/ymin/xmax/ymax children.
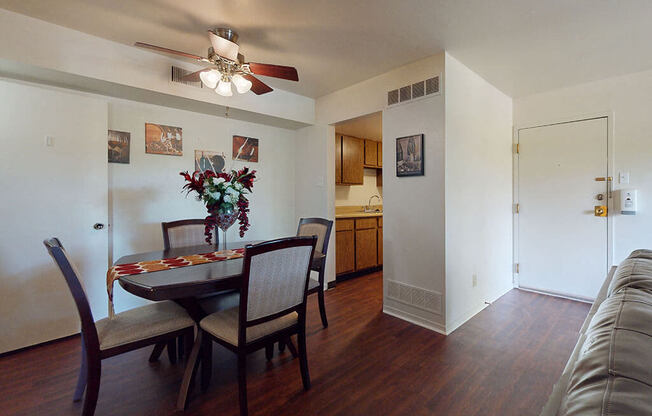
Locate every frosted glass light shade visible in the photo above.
<box><xmin>232</xmin><ymin>74</ymin><xmax>252</xmax><ymax>94</ymax></box>
<box><xmin>199</xmin><ymin>69</ymin><xmax>220</xmax><ymax>89</ymax></box>
<box><xmin>215</xmin><ymin>80</ymin><xmax>233</xmax><ymax>96</ymax></box>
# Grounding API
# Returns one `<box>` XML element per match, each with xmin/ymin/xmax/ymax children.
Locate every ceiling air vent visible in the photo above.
<box><xmin>387</xmin><ymin>89</ymin><xmax>399</xmax><ymax>106</ymax></box>
<box><xmin>387</xmin><ymin>75</ymin><xmax>441</xmax><ymax>108</ymax></box>
<box><xmin>171</xmin><ymin>66</ymin><xmax>203</xmax><ymax>88</ymax></box>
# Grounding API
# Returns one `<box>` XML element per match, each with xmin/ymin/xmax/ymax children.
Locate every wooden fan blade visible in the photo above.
<box><xmin>182</xmin><ymin>69</ymin><xmax>211</xmax><ymax>82</ymax></box>
<box><xmin>134</xmin><ymin>42</ymin><xmax>205</xmax><ymax>61</ymax></box>
<box><xmin>248</xmin><ymin>63</ymin><xmax>299</xmax><ymax>81</ymax></box>
<box><xmin>243</xmin><ymin>75</ymin><xmax>273</xmax><ymax>95</ymax></box>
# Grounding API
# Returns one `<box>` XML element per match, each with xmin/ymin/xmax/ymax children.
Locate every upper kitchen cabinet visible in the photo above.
<box><xmin>364</xmin><ymin>139</ymin><xmax>378</xmax><ymax>167</ymax></box>
<box><xmin>335</xmin><ymin>134</ymin><xmax>342</xmax><ymax>184</ymax></box>
<box><xmin>378</xmin><ymin>142</ymin><xmax>382</xmax><ymax>167</ymax></box>
<box><xmin>338</xmin><ymin>135</ymin><xmax>364</xmax><ymax>185</ymax></box>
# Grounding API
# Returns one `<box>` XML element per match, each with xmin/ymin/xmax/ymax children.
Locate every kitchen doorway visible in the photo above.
<box><xmin>332</xmin><ymin>112</ymin><xmax>383</xmax><ymax>286</ymax></box>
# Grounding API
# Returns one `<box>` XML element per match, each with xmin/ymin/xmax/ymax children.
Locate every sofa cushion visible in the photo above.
<box><xmin>607</xmin><ymin>257</ymin><xmax>652</xmax><ymax>296</ymax></box>
<box><xmin>628</xmin><ymin>249</ymin><xmax>652</xmax><ymax>260</ymax></box>
<box><xmin>559</xmin><ymin>288</ymin><xmax>652</xmax><ymax>415</ymax></box>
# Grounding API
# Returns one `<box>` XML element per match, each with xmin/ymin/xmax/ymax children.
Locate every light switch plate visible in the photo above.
<box><xmin>619</xmin><ymin>172</ymin><xmax>630</xmax><ymax>184</ymax></box>
<box><xmin>45</xmin><ymin>136</ymin><xmax>54</xmax><ymax>147</ymax></box>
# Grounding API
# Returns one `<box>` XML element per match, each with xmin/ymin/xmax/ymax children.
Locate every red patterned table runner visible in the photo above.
<box><xmin>106</xmin><ymin>248</ymin><xmax>245</xmax><ymax>317</ymax></box>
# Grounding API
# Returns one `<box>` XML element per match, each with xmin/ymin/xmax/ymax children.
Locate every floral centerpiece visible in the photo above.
<box><xmin>180</xmin><ymin>167</ymin><xmax>256</xmax><ymax>248</ymax></box>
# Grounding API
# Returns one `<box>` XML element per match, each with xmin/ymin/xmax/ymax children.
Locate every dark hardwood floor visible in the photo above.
<box><xmin>0</xmin><ymin>272</ymin><xmax>590</xmax><ymax>416</ymax></box>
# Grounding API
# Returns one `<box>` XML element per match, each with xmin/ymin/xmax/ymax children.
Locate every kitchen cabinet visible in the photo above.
<box><xmin>377</xmin><ymin>217</ymin><xmax>383</xmax><ymax>265</ymax></box>
<box><xmin>335</xmin><ymin>135</ymin><xmax>342</xmax><ymax>184</ymax></box>
<box><xmin>335</xmin><ymin>216</ymin><xmax>382</xmax><ymax>275</ymax></box>
<box><xmin>335</xmin><ymin>219</ymin><xmax>355</xmax><ymax>274</ymax></box>
<box><xmin>364</xmin><ymin>139</ymin><xmax>378</xmax><ymax>167</ymax></box>
<box><xmin>378</xmin><ymin>142</ymin><xmax>382</xmax><ymax>167</ymax></box>
<box><xmin>341</xmin><ymin>135</ymin><xmax>364</xmax><ymax>184</ymax></box>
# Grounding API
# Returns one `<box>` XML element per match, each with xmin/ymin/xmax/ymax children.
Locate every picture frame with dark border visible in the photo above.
<box><xmin>396</xmin><ymin>134</ymin><xmax>424</xmax><ymax>176</ymax></box>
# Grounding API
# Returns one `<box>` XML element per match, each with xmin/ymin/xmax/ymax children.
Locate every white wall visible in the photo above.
<box><xmin>444</xmin><ymin>53</ymin><xmax>514</xmax><ymax>332</ymax></box>
<box><xmin>514</xmin><ymin>69</ymin><xmax>652</xmax><ymax>264</ymax></box>
<box><xmin>0</xmin><ymin>78</ymin><xmax>301</xmax><ymax>352</ymax></box>
<box><xmin>0</xmin><ymin>80</ymin><xmax>108</xmax><ymax>353</ymax></box>
<box><xmin>315</xmin><ymin>52</ymin><xmax>448</xmax><ymax>331</ymax></box>
<box><xmin>335</xmin><ymin>169</ymin><xmax>382</xmax><ymax>206</ymax></box>
<box><xmin>108</xmin><ymin>99</ymin><xmax>299</xmax><ymax>313</ymax></box>
<box><xmin>294</xmin><ymin>124</ymin><xmax>337</xmax><ymax>285</ymax></box>
<box><xmin>383</xmin><ymin>95</ymin><xmax>447</xmax><ymax>332</ymax></box>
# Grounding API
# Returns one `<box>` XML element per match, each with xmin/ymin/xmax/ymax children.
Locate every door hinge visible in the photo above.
<box><xmin>515</xmin><ymin>203</ymin><xmax>520</xmax><ymax>214</ymax></box>
<box><xmin>515</xmin><ymin>263</ymin><xmax>520</xmax><ymax>273</ymax></box>
<box><xmin>515</xmin><ymin>143</ymin><xmax>520</xmax><ymax>154</ymax></box>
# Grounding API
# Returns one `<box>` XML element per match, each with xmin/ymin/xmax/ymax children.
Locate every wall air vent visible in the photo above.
<box><xmin>387</xmin><ymin>75</ymin><xmax>441</xmax><ymax>108</ymax></box>
<box><xmin>387</xmin><ymin>89</ymin><xmax>399</xmax><ymax>106</ymax></box>
<box><xmin>386</xmin><ymin>280</ymin><xmax>443</xmax><ymax>315</ymax></box>
<box><xmin>171</xmin><ymin>66</ymin><xmax>203</xmax><ymax>88</ymax></box>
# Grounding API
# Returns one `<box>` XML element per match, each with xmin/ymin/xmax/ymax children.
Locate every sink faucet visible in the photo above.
<box><xmin>366</xmin><ymin>195</ymin><xmax>381</xmax><ymax>212</ymax></box>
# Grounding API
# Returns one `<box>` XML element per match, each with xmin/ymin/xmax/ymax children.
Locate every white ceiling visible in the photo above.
<box><xmin>2</xmin><ymin>0</ymin><xmax>652</xmax><ymax>99</ymax></box>
<box><xmin>335</xmin><ymin>112</ymin><xmax>382</xmax><ymax>141</ymax></box>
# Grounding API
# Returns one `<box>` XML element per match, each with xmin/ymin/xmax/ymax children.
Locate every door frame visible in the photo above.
<box><xmin>512</xmin><ymin>112</ymin><xmax>615</xmax><ymax>301</ymax></box>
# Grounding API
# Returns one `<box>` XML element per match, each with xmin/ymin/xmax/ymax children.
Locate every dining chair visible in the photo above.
<box><xmin>162</xmin><ymin>218</ymin><xmax>218</xmax><ymax>250</ymax></box>
<box><xmin>151</xmin><ymin>219</ymin><xmax>229</xmax><ymax>362</ymax></box>
<box><xmin>297</xmin><ymin>217</ymin><xmax>334</xmax><ymax>328</ymax></box>
<box><xmin>180</xmin><ymin>236</ymin><xmax>317</xmax><ymax>416</ymax></box>
<box><xmin>44</xmin><ymin>238</ymin><xmax>195</xmax><ymax>416</ymax></box>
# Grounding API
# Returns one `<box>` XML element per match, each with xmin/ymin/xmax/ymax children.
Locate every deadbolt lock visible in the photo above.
<box><xmin>594</xmin><ymin>206</ymin><xmax>607</xmax><ymax>217</ymax></box>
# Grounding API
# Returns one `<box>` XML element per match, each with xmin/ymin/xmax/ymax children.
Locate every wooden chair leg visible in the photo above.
<box><xmin>167</xmin><ymin>339</ymin><xmax>177</xmax><ymax>364</ymax></box>
<box><xmin>149</xmin><ymin>342</ymin><xmax>166</xmax><ymax>363</ymax></box>
<box><xmin>317</xmin><ymin>287</ymin><xmax>328</xmax><ymax>328</ymax></box>
<box><xmin>177</xmin><ymin>331</ymin><xmax>203</xmax><ymax>411</ymax></box>
<box><xmin>82</xmin><ymin>360</ymin><xmax>101</xmax><ymax>416</ymax></box>
<box><xmin>286</xmin><ymin>336</ymin><xmax>299</xmax><ymax>358</ymax></box>
<box><xmin>237</xmin><ymin>352</ymin><xmax>248</xmax><ymax>416</ymax></box>
<box><xmin>73</xmin><ymin>334</ymin><xmax>87</xmax><ymax>402</ymax></box>
<box><xmin>200</xmin><ymin>333</ymin><xmax>212</xmax><ymax>391</ymax></box>
<box><xmin>278</xmin><ymin>339</ymin><xmax>286</xmax><ymax>353</ymax></box>
<box><xmin>265</xmin><ymin>344</ymin><xmax>274</xmax><ymax>361</ymax></box>
<box><xmin>298</xmin><ymin>328</ymin><xmax>311</xmax><ymax>391</ymax></box>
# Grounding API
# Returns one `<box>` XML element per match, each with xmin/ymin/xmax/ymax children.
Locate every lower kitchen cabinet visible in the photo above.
<box><xmin>335</xmin><ymin>216</ymin><xmax>382</xmax><ymax>276</ymax></box>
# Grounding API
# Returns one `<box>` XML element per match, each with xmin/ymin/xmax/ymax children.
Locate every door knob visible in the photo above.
<box><xmin>93</xmin><ymin>223</ymin><xmax>105</xmax><ymax>230</ymax></box>
<box><xmin>594</xmin><ymin>206</ymin><xmax>607</xmax><ymax>217</ymax></box>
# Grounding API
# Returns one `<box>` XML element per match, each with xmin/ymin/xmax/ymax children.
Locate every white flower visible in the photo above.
<box><xmin>212</xmin><ymin>177</ymin><xmax>226</xmax><ymax>186</ymax></box>
<box><xmin>208</xmin><ymin>190</ymin><xmax>221</xmax><ymax>200</ymax></box>
<box><xmin>234</xmin><ymin>182</ymin><xmax>243</xmax><ymax>191</ymax></box>
<box><xmin>226</xmin><ymin>187</ymin><xmax>240</xmax><ymax>197</ymax></box>
<box><xmin>223</xmin><ymin>194</ymin><xmax>233</xmax><ymax>204</ymax></box>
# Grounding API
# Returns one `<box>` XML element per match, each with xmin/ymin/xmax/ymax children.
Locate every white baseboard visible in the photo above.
<box><xmin>517</xmin><ymin>286</ymin><xmax>594</xmax><ymax>304</ymax></box>
<box><xmin>383</xmin><ymin>305</ymin><xmax>447</xmax><ymax>335</ymax></box>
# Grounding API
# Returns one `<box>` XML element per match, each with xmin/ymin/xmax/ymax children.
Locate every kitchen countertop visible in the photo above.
<box><xmin>335</xmin><ymin>212</ymin><xmax>383</xmax><ymax>219</ymax></box>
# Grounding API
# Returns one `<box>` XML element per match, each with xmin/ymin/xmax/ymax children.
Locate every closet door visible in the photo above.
<box><xmin>0</xmin><ymin>80</ymin><xmax>108</xmax><ymax>353</ymax></box>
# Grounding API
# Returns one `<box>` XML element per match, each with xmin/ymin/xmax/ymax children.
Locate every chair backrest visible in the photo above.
<box><xmin>239</xmin><ymin>236</ymin><xmax>317</xmax><ymax>332</ymax></box>
<box><xmin>296</xmin><ymin>217</ymin><xmax>333</xmax><ymax>256</ymax></box>
<box><xmin>162</xmin><ymin>219</ymin><xmax>218</xmax><ymax>250</ymax></box>
<box><xmin>43</xmin><ymin>238</ymin><xmax>100</xmax><ymax>353</ymax></box>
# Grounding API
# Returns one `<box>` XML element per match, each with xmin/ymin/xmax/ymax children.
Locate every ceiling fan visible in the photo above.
<box><xmin>135</xmin><ymin>28</ymin><xmax>298</xmax><ymax>96</ymax></box>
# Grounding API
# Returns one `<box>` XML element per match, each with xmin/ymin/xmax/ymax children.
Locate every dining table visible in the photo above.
<box><xmin>114</xmin><ymin>240</ymin><xmax>325</xmax><ymax>410</ymax></box>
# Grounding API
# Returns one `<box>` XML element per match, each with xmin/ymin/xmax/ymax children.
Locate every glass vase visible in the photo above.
<box><xmin>214</xmin><ymin>205</ymin><xmax>239</xmax><ymax>251</ymax></box>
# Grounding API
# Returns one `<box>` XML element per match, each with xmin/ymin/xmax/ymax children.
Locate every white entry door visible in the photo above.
<box><xmin>517</xmin><ymin>117</ymin><xmax>609</xmax><ymax>300</ymax></box>
<box><xmin>0</xmin><ymin>80</ymin><xmax>108</xmax><ymax>353</ymax></box>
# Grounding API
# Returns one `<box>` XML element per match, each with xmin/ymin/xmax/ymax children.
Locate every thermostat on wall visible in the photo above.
<box><xmin>620</xmin><ymin>189</ymin><xmax>637</xmax><ymax>215</ymax></box>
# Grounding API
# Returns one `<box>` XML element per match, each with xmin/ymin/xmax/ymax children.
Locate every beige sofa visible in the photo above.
<box><xmin>540</xmin><ymin>249</ymin><xmax>652</xmax><ymax>415</ymax></box>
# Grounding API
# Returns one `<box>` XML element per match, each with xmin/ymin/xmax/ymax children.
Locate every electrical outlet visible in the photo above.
<box><xmin>472</xmin><ymin>273</ymin><xmax>478</xmax><ymax>287</ymax></box>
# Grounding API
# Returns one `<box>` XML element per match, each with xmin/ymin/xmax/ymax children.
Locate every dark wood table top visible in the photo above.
<box><xmin>116</xmin><ymin>242</ymin><xmax>324</xmax><ymax>302</ymax></box>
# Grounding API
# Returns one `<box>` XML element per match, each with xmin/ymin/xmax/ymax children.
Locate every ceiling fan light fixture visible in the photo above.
<box><xmin>215</xmin><ymin>79</ymin><xmax>233</xmax><ymax>96</ymax></box>
<box><xmin>199</xmin><ymin>69</ymin><xmax>220</xmax><ymax>89</ymax></box>
<box><xmin>232</xmin><ymin>74</ymin><xmax>252</xmax><ymax>94</ymax></box>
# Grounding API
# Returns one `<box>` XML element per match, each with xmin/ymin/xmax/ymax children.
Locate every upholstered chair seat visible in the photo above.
<box><xmin>200</xmin><ymin>308</ymin><xmax>298</xmax><ymax>346</ymax></box>
<box><xmin>96</xmin><ymin>301</ymin><xmax>195</xmax><ymax>350</ymax></box>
